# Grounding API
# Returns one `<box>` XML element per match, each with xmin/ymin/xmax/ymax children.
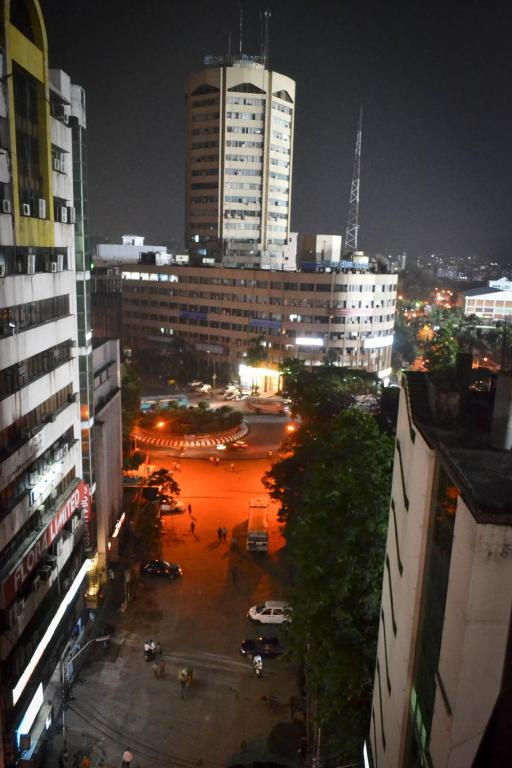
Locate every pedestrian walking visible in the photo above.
<box><xmin>215</xmin><ymin>456</ymin><xmax>220</xmax><ymax>466</ymax></box>
<box><xmin>191</xmin><ymin>520</ymin><xmax>195</xmax><ymax>534</ymax></box>
<box><xmin>188</xmin><ymin>503</ymin><xmax>192</xmax><ymax>516</ymax></box>
<box><xmin>152</xmin><ymin>661</ymin><xmax>160</xmax><ymax>678</ymax></box>
<box><xmin>159</xmin><ymin>658</ymin><xmax>166</xmax><ymax>678</ymax></box>
<box><xmin>155</xmin><ymin>641</ymin><xmax>161</xmax><ymax>656</ymax></box>
<box><xmin>229</xmin><ymin>462</ymin><xmax>235</xmax><ymax>472</ymax></box>
<box><xmin>122</xmin><ymin>748</ymin><xmax>133</xmax><ymax>768</ymax></box>
<box><xmin>72</xmin><ymin>752</ymin><xmax>80</xmax><ymax>768</ymax></box>
<box><xmin>217</xmin><ymin>527</ymin><xmax>223</xmax><ymax>541</ymax></box>
<box><xmin>82</xmin><ymin>756</ymin><xmax>90</xmax><ymax>768</ymax></box>
<box><xmin>222</xmin><ymin>527</ymin><xmax>227</xmax><ymax>541</ymax></box>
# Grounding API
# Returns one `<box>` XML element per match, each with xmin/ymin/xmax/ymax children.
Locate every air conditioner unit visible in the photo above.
<box><xmin>38</xmin><ymin>198</ymin><xmax>46</xmax><ymax>219</ymax></box>
<box><xmin>57</xmin><ymin>253</ymin><xmax>64</xmax><ymax>271</ymax></box>
<box><xmin>27</xmin><ymin>253</ymin><xmax>36</xmax><ymax>274</ymax></box>
<box><xmin>8</xmin><ymin>604</ymin><xmax>17</xmax><ymax>628</ymax></box>
<box><xmin>32</xmin><ymin>575</ymin><xmax>41</xmax><ymax>592</ymax></box>
<box><xmin>22</xmin><ymin>203</ymin><xmax>31</xmax><ymax>216</ymax></box>
<box><xmin>50</xmin><ymin>489</ymin><xmax>58</xmax><ymax>500</ymax></box>
<box><xmin>39</xmin><ymin>566</ymin><xmax>51</xmax><ymax>581</ymax></box>
<box><xmin>52</xmin><ymin>158</ymin><xmax>61</xmax><ymax>172</ymax></box>
<box><xmin>46</xmin><ymin>261</ymin><xmax>58</xmax><ymax>273</ymax></box>
<box><xmin>68</xmin><ymin>207</ymin><xmax>76</xmax><ymax>224</ymax></box>
<box><xmin>1</xmin><ymin>198</ymin><xmax>11</xmax><ymax>214</ymax></box>
<box><xmin>16</xmin><ymin>599</ymin><xmax>25</xmax><ymax>618</ymax></box>
<box><xmin>56</xmin><ymin>448</ymin><xmax>64</xmax><ymax>461</ymax></box>
<box><xmin>62</xmin><ymin>113</ymin><xmax>69</xmax><ymax>125</ymax></box>
<box><xmin>59</xmin><ymin>206</ymin><xmax>68</xmax><ymax>224</ymax></box>
<box><xmin>62</xmin><ymin>443</ymin><xmax>69</xmax><ymax>454</ymax></box>
<box><xmin>45</xmin><ymin>556</ymin><xmax>57</xmax><ymax>568</ymax></box>
<box><xmin>18</xmin><ymin>364</ymin><xmax>26</xmax><ymax>377</ymax></box>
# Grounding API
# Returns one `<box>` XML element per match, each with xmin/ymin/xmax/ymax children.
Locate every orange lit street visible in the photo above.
<box><xmin>57</xmin><ymin>416</ymin><xmax>301</xmax><ymax>768</ymax></box>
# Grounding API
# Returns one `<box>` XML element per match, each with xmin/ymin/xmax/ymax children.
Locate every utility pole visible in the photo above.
<box><xmin>344</xmin><ymin>106</ymin><xmax>363</xmax><ymax>255</ymax></box>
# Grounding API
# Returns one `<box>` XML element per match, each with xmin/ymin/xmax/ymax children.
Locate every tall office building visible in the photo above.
<box><xmin>185</xmin><ymin>52</ymin><xmax>295</xmax><ymax>269</ymax></box>
<box><xmin>368</xmin><ymin>367</ymin><xmax>512</xmax><ymax>768</ymax></box>
<box><xmin>0</xmin><ymin>3</ymin><xmax>92</xmax><ymax>764</ymax></box>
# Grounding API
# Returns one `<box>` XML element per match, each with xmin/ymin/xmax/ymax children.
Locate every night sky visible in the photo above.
<box><xmin>40</xmin><ymin>0</ymin><xmax>512</xmax><ymax>261</ymax></box>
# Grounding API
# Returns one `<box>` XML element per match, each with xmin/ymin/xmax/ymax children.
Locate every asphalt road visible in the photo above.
<box><xmin>60</xmin><ymin>457</ymin><xmax>299</xmax><ymax>768</ymax></box>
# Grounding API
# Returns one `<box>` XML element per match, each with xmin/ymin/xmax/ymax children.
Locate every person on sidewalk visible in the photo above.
<box><xmin>222</xmin><ymin>527</ymin><xmax>227</xmax><ymax>541</ymax></box>
<box><xmin>187</xmin><ymin>503</ymin><xmax>192</xmax><ymax>516</ymax></box>
<box><xmin>82</xmin><ymin>755</ymin><xmax>90</xmax><ymax>768</ymax></box>
<box><xmin>122</xmin><ymin>748</ymin><xmax>133</xmax><ymax>768</ymax></box>
<box><xmin>190</xmin><ymin>520</ymin><xmax>195</xmax><ymax>534</ymax></box>
<box><xmin>217</xmin><ymin>527</ymin><xmax>222</xmax><ymax>541</ymax></box>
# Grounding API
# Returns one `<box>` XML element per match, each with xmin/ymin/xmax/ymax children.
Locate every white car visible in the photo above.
<box><xmin>247</xmin><ymin>600</ymin><xmax>291</xmax><ymax>624</ymax></box>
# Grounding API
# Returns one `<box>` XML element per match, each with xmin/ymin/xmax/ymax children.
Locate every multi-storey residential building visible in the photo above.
<box><xmin>0</xmin><ymin>4</ymin><xmax>92</xmax><ymax>764</ymax></box>
<box><xmin>368</xmin><ymin>366</ymin><xmax>512</xmax><ymax>768</ymax></box>
<box><xmin>185</xmin><ymin>53</ymin><xmax>295</xmax><ymax>269</ymax></box>
<box><xmin>120</xmin><ymin>258</ymin><xmax>397</xmax><ymax>378</ymax></box>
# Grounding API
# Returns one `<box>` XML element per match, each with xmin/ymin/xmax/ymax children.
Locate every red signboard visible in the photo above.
<box><xmin>1</xmin><ymin>480</ymin><xmax>88</xmax><ymax>607</ymax></box>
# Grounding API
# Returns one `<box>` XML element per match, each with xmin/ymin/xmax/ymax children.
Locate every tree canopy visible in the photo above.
<box><xmin>265</xmin><ymin>399</ymin><xmax>393</xmax><ymax>759</ymax></box>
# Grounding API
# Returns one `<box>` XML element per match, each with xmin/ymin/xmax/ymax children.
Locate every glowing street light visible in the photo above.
<box><xmin>156</xmin><ymin>421</ymin><xmax>166</xmax><ymax>429</ymax></box>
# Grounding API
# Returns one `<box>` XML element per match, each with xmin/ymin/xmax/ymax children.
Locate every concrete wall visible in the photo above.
<box><xmin>370</xmin><ymin>386</ymin><xmax>436</xmax><ymax>767</ymax></box>
<box><xmin>430</xmin><ymin>503</ymin><xmax>512</xmax><ymax>767</ymax></box>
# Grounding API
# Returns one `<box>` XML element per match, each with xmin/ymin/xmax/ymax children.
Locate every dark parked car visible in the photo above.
<box><xmin>140</xmin><ymin>560</ymin><xmax>182</xmax><ymax>578</ymax></box>
<box><xmin>239</xmin><ymin>636</ymin><xmax>283</xmax><ymax>658</ymax></box>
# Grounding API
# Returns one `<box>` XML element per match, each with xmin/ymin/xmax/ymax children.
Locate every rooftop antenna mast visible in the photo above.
<box><xmin>263</xmin><ymin>10</ymin><xmax>271</xmax><ymax>68</ymax></box>
<box><xmin>239</xmin><ymin>4</ymin><xmax>243</xmax><ymax>55</ymax></box>
<box><xmin>344</xmin><ymin>105</ymin><xmax>363</xmax><ymax>255</ymax></box>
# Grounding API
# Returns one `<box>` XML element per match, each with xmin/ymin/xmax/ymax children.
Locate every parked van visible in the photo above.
<box><xmin>246</xmin><ymin>396</ymin><xmax>286</xmax><ymax>415</ymax></box>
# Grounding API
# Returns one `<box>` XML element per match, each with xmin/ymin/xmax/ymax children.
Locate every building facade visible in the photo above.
<box><xmin>464</xmin><ymin>285</ymin><xmax>512</xmax><ymax>321</ymax></box>
<box><xmin>185</xmin><ymin>54</ymin><xmax>295</xmax><ymax>269</ymax></box>
<box><xmin>368</xmin><ymin>369</ymin><xmax>512</xmax><ymax>768</ymax></box>
<box><xmin>0</xmin><ymin>3</ymin><xmax>91</xmax><ymax>764</ymax></box>
<box><xmin>92</xmin><ymin>339</ymin><xmax>122</xmax><ymax>576</ymax></box>
<box><xmin>121</xmin><ymin>260</ymin><xmax>397</xmax><ymax>378</ymax></box>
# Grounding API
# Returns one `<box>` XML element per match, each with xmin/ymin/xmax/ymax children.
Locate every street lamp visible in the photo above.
<box><xmin>60</xmin><ymin>636</ymin><xmax>110</xmax><ymax>755</ymax></box>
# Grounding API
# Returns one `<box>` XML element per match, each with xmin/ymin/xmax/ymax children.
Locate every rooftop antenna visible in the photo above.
<box><xmin>263</xmin><ymin>10</ymin><xmax>271</xmax><ymax>68</ymax></box>
<box><xmin>344</xmin><ymin>105</ymin><xmax>363</xmax><ymax>255</ymax></box>
<box><xmin>239</xmin><ymin>3</ymin><xmax>243</xmax><ymax>55</ymax></box>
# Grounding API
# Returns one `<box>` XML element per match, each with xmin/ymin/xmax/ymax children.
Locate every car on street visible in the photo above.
<box><xmin>247</xmin><ymin>600</ymin><xmax>291</xmax><ymax>624</ymax></box>
<box><xmin>239</xmin><ymin>636</ymin><xmax>283</xmax><ymax>658</ymax></box>
<box><xmin>140</xmin><ymin>560</ymin><xmax>183</xmax><ymax>578</ymax></box>
<box><xmin>160</xmin><ymin>498</ymin><xmax>185</xmax><ymax>515</ymax></box>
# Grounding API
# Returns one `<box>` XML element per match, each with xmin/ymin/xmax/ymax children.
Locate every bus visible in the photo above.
<box><xmin>246</xmin><ymin>496</ymin><xmax>269</xmax><ymax>552</ymax></box>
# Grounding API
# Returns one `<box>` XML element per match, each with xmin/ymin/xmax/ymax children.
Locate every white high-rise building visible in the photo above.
<box><xmin>185</xmin><ymin>53</ymin><xmax>295</xmax><ymax>269</ymax></box>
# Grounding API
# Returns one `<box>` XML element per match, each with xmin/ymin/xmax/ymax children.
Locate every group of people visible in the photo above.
<box><xmin>143</xmin><ymin>639</ymin><xmax>160</xmax><ymax>661</ymax></box>
<box><xmin>217</xmin><ymin>526</ymin><xmax>228</xmax><ymax>541</ymax></box>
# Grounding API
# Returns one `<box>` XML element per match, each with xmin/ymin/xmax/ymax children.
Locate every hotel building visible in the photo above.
<box><xmin>0</xmin><ymin>3</ymin><xmax>93</xmax><ymax>764</ymax></box>
<box><xmin>185</xmin><ymin>53</ymin><xmax>295</xmax><ymax>269</ymax></box>
<box><xmin>368</xmin><ymin>367</ymin><xmax>512</xmax><ymax>767</ymax></box>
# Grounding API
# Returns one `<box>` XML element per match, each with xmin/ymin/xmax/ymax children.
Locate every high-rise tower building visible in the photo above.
<box><xmin>0</xmin><ymin>3</ymin><xmax>93</xmax><ymax>763</ymax></box>
<box><xmin>185</xmin><ymin>53</ymin><xmax>295</xmax><ymax>269</ymax></box>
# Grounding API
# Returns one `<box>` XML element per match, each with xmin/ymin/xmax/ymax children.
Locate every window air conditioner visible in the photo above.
<box><xmin>8</xmin><ymin>604</ymin><xmax>17</xmax><ymax>628</ymax></box>
<box><xmin>52</xmin><ymin>158</ymin><xmax>61</xmax><ymax>172</ymax></box>
<box><xmin>22</xmin><ymin>203</ymin><xmax>31</xmax><ymax>216</ymax></box>
<box><xmin>1</xmin><ymin>198</ymin><xmax>11</xmax><ymax>214</ymax></box>
<box><xmin>39</xmin><ymin>566</ymin><xmax>51</xmax><ymax>581</ymax></box>
<box><xmin>38</xmin><ymin>198</ymin><xmax>46</xmax><ymax>219</ymax></box>
<box><xmin>57</xmin><ymin>253</ymin><xmax>64</xmax><ymax>271</ymax></box>
<box><xmin>60</xmin><ymin>206</ymin><xmax>68</xmax><ymax>224</ymax></box>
